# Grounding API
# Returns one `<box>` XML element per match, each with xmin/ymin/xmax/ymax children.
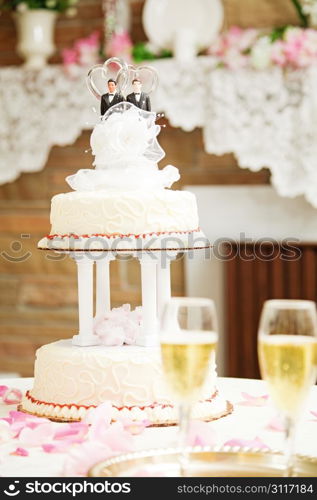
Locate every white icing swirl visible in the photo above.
<box><xmin>28</xmin><ymin>340</ymin><xmax>217</xmax><ymax>407</ymax></box>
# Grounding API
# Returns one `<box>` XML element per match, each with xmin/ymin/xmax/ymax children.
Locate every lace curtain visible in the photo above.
<box><xmin>1</xmin><ymin>59</ymin><xmax>317</xmax><ymax>207</ymax></box>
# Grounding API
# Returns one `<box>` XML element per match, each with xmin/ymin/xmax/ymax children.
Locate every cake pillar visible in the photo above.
<box><xmin>95</xmin><ymin>255</ymin><xmax>114</xmax><ymax>321</ymax></box>
<box><xmin>137</xmin><ymin>254</ymin><xmax>158</xmax><ymax>347</ymax></box>
<box><xmin>72</xmin><ymin>255</ymin><xmax>98</xmax><ymax>347</ymax></box>
<box><xmin>156</xmin><ymin>258</ymin><xmax>172</xmax><ymax>319</ymax></box>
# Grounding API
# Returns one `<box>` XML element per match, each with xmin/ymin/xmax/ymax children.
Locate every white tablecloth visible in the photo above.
<box><xmin>0</xmin><ymin>377</ymin><xmax>316</xmax><ymax>477</ymax></box>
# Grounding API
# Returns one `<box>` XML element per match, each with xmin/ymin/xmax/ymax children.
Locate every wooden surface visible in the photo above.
<box><xmin>225</xmin><ymin>243</ymin><xmax>317</xmax><ymax>379</ymax></box>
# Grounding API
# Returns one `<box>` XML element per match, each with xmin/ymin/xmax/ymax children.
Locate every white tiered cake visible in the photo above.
<box><xmin>21</xmin><ymin>100</ymin><xmax>230</xmax><ymax>425</ymax></box>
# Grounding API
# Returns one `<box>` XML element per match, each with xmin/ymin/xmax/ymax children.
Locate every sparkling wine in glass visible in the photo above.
<box><xmin>160</xmin><ymin>297</ymin><xmax>218</xmax><ymax>475</ymax></box>
<box><xmin>258</xmin><ymin>300</ymin><xmax>317</xmax><ymax>476</ymax></box>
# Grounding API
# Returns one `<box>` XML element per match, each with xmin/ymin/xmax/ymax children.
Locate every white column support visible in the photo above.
<box><xmin>95</xmin><ymin>255</ymin><xmax>114</xmax><ymax>321</ymax></box>
<box><xmin>156</xmin><ymin>259</ymin><xmax>171</xmax><ymax>319</ymax></box>
<box><xmin>72</xmin><ymin>255</ymin><xmax>98</xmax><ymax>347</ymax></box>
<box><xmin>137</xmin><ymin>254</ymin><xmax>158</xmax><ymax>347</ymax></box>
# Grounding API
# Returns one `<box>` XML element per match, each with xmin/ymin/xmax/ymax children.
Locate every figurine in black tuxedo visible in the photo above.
<box><xmin>126</xmin><ymin>78</ymin><xmax>151</xmax><ymax>111</ymax></box>
<box><xmin>100</xmin><ymin>79</ymin><xmax>124</xmax><ymax>116</ymax></box>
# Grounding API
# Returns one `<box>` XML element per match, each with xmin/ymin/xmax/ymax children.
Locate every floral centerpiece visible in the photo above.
<box><xmin>1</xmin><ymin>0</ymin><xmax>80</xmax><ymax>68</ymax></box>
<box><xmin>208</xmin><ymin>25</ymin><xmax>317</xmax><ymax>70</ymax></box>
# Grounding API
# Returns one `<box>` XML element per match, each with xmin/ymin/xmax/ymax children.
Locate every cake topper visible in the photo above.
<box><xmin>66</xmin><ymin>101</ymin><xmax>180</xmax><ymax>192</ymax></box>
<box><xmin>119</xmin><ymin>64</ymin><xmax>158</xmax><ymax>112</ymax></box>
<box><xmin>126</xmin><ymin>78</ymin><xmax>151</xmax><ymax>112</ymax></box>
<box><xmin>100</xmin><ymin>78</ymin><xmax>125</xmax><ymax>116</ymax></box>
<box><xmin>86</xmin><ymin>57</ymin><xmax>128</xmax><ymax>101</ymax></box>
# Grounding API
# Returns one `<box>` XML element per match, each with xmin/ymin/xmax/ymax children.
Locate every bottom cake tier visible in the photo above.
<box><xmin>20</xmin><ymin>340</ymin><xmax>231</xmax><ymax>425</ymax></box>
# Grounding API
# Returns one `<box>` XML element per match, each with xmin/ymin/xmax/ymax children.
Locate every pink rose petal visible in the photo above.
<box><xmin>117</xmin><ymin>417</ymin><xmax>150</xmax><ymax>435</ymax></box>
<box><xmin>85</xmin><ymin>401</ymin><xmax>112</xmax><ymax>441</ymax></box>
<box><xmin>187</xmin><ymin>420</ymin><xmax>217</xmax><ymax>447</ymax></box>
<box><xmin>238</xmin><ymin>392</ymin><xmax>269</xmax><ymax>407</ymax></box>
<box><xmin>7</xmin><ymin>412</ymin><xmax>49</xmax><ymax>438</ymax></box>
<box><xmin>10</xmin><ymin>447</ymin><xmax>29</xmax><ymax>457</ymax></box>
<box><xmin>19</xmin><ymin>423</ymin><xmax>56</xmax><ymax>447</ymax></box>
<box><xmin>0</xmin><ymin>385</ymin><xmax>8</xmax><ymax>397</ymax></box>
<box><xmin>266</xmin><ymin>416</ymin><xmax>285</xmax><ymax>432</ymax></box>
<box><xmin>54</xmin><ymin>422</ymin><xmax>88</xmax><ymax>441</ymax></box>
<box><xmin>100</xmin><ymin>422</ymin><xmax>134</xmax><ymax>452</ymax></box>
<box><xmin>3</xmin><ymin>388</ymin><xmax>23</xmax><ymax>405</ymax></box>
<box><xmin>224</xmin><ymin>436</ymin><xmax>269</xmax><ymax>450</ymax></box>
<box><xmin>310</xmin><ymin>411</ymin><xmax>317</xmax><ymax>420</ymax></box>
<box><xmin>42</xmin><ymin>439</ymin><xmax>83</xmax><ymax>454</ymax></box>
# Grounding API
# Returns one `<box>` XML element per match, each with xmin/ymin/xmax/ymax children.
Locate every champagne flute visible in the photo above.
<box><xmin>258</xmin><ymin>299</ymin><xmax>317</xmax><ymax>476</ymax></box>
<box><xmin>160</xmin><ymin>297</ymin><xmax>218</xmax><ymax>476</ymax></box>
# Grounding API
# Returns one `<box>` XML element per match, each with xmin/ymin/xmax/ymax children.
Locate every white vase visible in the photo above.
<box><xmin>142</xmin><ymin>0</ymin><xmax>224</xmax><ymax>62</ymax></box>
<box><xmin>14</xmin><ymin>9</ymin><xmax>57</xmax><ymax>70</ymax></box>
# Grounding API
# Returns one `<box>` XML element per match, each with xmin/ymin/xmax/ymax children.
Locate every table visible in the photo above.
<box><xmin>0</xmin><ymin>377</ymin><xmax>316</xmax><ymax>477</ymax></box>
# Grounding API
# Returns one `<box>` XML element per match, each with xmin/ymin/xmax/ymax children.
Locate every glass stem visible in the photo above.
<box><xmin>178</xmin><ymin>403</ymin><xmax>191</xmax><ymax>476</ymax></box>
<box><xmin>284</xmin><ymin>416</ymin><xmax>296</xmax><ymax>477</ymax></box>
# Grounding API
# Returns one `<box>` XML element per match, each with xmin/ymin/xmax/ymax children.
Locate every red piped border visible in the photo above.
<box><xmin>46</xmin><ymin>228</ymin><xmax>201</xmax><ymax>241</ymax></box>
<box><xmin>24</xmin><ymin>389</ymin><xmax>218</xmax><ymax>412</ymax></box>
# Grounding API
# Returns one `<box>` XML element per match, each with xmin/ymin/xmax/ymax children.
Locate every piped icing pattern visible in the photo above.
<box><xmin>20</xmin><ymin>340</ymin><xmax>221</xmax><ymax>424</ymax></box>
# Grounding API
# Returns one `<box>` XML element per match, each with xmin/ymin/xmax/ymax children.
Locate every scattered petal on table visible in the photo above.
<box><xmin>85</xmin><ymin>401</ymin><xmax>112</xmax><ymax>441</ymax></box>
<box><xmin>238</xmin><ymin>392</ymin><xmax>269</xmax><ymax>407</ymax></box>
<box><xmin>42</xmin><ymin>440</ymin><xmax>84</xmax><ymax>454</ymax></box>
<box><xmin>224</xmin><ymin>436</ymin><xmax>270</xmax><ymax>450</ymax></box>
<box><xmin>266</xmin><ymin>416</ymin><xmax>285</xmax><ymax>432</ymax></box>
<box><xmin>4</xmin><ymin>411</ymin><xmax>49</xmax><ymax>438</ymax></box>
<box><xmin>63</xmin><ymin>441</ymin><xmax>113</xmax><ymax>477</ymax></box>
<box><xmin>10</xmin><ymin>447</ymin><xmax>29</xmax><ymax>457</ymax></box>
<box><xmin>187</xmin><ymin>420</ymin><xmax>217</xmax><ymax>447</ymax></box>
<box><xmin>3</xmin><ymin>389</ymin><xmax>23</xmax><ymax>405</ymax></box>
<box><xmin>310</xmin><ymin>411</ymin><xmax>317</xmax><ymax>420</ymax></box>
<box><xmin>19</xmin><ymin>423</ymin><xmax>56</xmax><ymax>447</ymax></box>
<box><xmin>99</xmin><ymin>422</ymin><xmax>134</xmax><ymax>452</ymax></box>
<box><xmin>0</xmin><ymin>386</ymin><xmax>8</xmax><ymax>397</ymax></box>
<box><xmin>54</xmin><ymin>422</ymin><xmax>89</xmax><ymax>441</ymax></box>
<box><xmin>84</xmin><ymin>401</ymin><xmax>112</xmax><ymax>427</ymax></box>
<box><xmin>117</xmin><ymin>417</ymin><xmax>150</xmax><ymax>435</ymax></box>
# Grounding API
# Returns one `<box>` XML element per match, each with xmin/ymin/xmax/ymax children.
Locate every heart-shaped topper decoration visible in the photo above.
<box><xmin>86</xmin><ymin>57</ymin><xmax>129</xmax><ymax>100</ymax></box>
<box><xmin>118</xmin><ymin>64</ymin><xmax>159</xmax><ymax>96</ymax></box>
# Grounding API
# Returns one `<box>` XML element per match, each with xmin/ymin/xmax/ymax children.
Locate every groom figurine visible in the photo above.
<box><xmin>100</xmin><ymin>79</ymin><xmax>124</xmax><ymax>116</ymax></box>
<box><xmin>126</xmin><ymin>78</ymin><xmax>151</xmax><ymax>111</ymax></box>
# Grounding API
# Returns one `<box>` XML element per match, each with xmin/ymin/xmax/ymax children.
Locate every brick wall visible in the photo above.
<box><xmin>0</xmin><ymin>0</ymin><xmax>298</xmax><ymax>375</ymax></box>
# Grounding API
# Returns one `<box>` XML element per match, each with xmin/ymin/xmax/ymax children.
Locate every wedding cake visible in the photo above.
<box><xmin>20</xmin><ymin>99</ymin><xmax>229</xmax><ymax>425</ymax></box>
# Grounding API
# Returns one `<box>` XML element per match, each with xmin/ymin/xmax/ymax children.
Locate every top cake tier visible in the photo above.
<box><xmin>38</xmin><ymin>102</ymin><xmax>209</xmax><ymax>252</ymax></box>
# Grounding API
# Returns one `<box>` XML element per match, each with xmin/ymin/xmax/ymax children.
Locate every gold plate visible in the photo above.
<box><xmin>88</xmin><ymin>446</ymin><xmax>317</xmax><ymax>477</ymax></box>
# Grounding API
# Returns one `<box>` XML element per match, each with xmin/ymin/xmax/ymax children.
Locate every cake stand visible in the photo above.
<box><xmin>39</xmin><ymin>242</ymin><xmax>212</xmax><ymax>348</ymax></box>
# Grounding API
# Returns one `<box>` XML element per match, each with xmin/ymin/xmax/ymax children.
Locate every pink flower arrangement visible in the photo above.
<box><xmin>61</xmin><ymin>31</ymin><xmax>101</xmax><ymax>77</ymax></box>
<box><xmin>208</xmin><ymin>26</ymin><xmax>317</xmax><ymax>70</ymax></box>
<box><xmin>106</xmin><ymin>31</ymin><xmax>133</xmax><ymax>63</ymax></box>
<box><xmin>208</xmin><ymin>26</ymin><xmax>259</xmax><ymax>69</ymax></box>
<box><xmin>0</xmin><ymin>385</ymin><xmax>22</xmax><ymax>405</ymax></box>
